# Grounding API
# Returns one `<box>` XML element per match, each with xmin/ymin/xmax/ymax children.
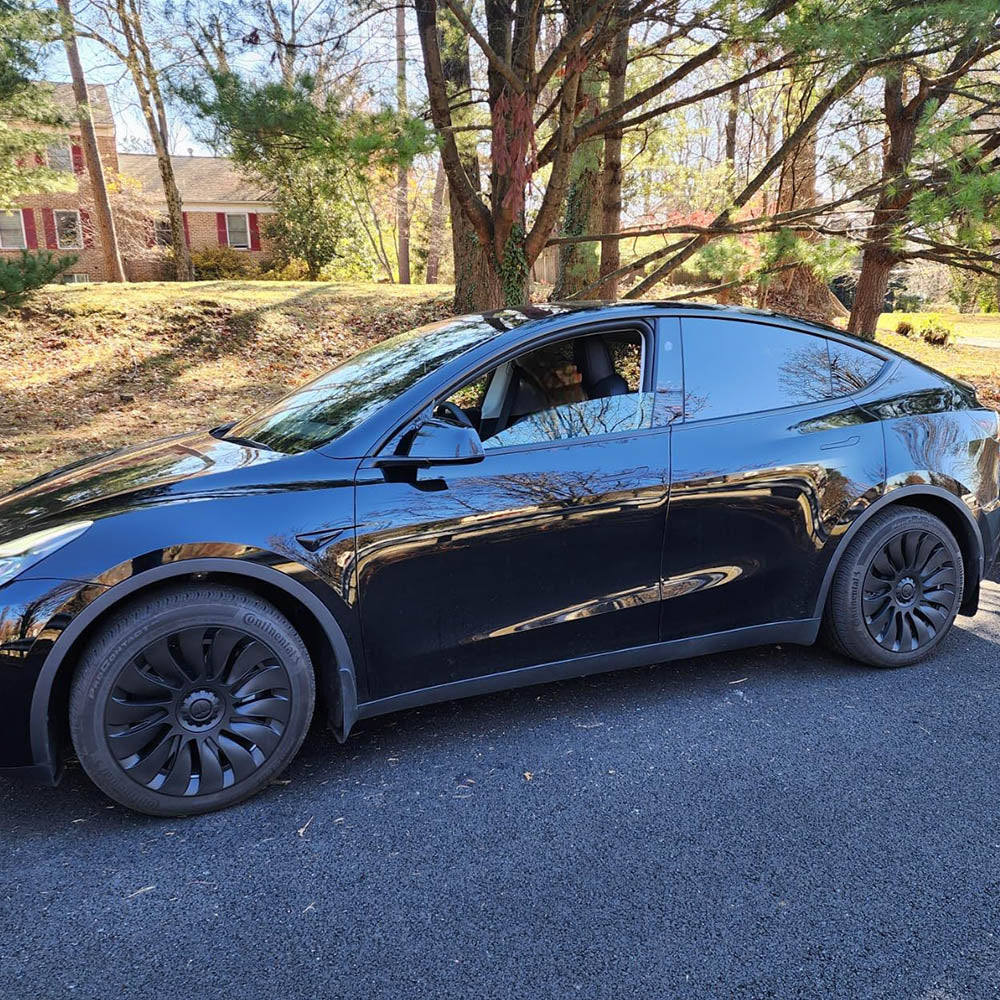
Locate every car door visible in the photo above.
<box><xmin>660</xmin><ymin>316</ymin><xmax>888</xmax><ymax>642</ymax></box>
<box><xmin>353</xmin><ymin>321</ymin><xmax>675</xmax><ymax>700</ymax></box>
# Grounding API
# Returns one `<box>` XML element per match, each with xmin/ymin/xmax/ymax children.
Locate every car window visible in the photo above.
<box><xmin>829</xmin><ymin>341</ymin><xmax>885</xmax><ymax>396</ymax></box>
<box><xmin>228</xmin><ymin>315</ymin><xmax>524</xmax><ymax>453</ymax></box>
<box><xmin>681</xmin><ymin>318</ymin><xmax>834</xmax><ymax>421</ymax></box>
<box><xmin>441</xmin><ymin>330</ymin><xmax>654</xmax><ymax>449</ymax></box>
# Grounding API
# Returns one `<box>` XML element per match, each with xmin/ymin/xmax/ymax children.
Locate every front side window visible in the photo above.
<box><xmin>226</xmin><ymin>213</ymin><xmax>249</xmax><ymax>249</ymax></box>
<box><xmin>441</xmin><ymin>330</ymin><xmax>655</xmax><ymax>449</ymax></box>
<box><xmin>681</xmin><ymin>318</ymin><xmax>835</xmax><ymax>421</ymax></box>
<box><xmin>47</xmin><ymin>144</ymin><xmax>72</xmax><ymax>172</ymax></box>
<box><xmin>55</xmin><ymin>210</ymin><xmax>82</xmax><ymax>249</ymax></box>
<box><xmin>0</xmin><ymin>211</ymin><xmax>25</xmax><ymax>249</ymax></box>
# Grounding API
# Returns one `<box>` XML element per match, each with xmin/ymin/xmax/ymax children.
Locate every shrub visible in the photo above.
<box><xmin>895</xmin><ymin>320</ymin><xmax>914</xmax><ymax>338</ymax></box>
<box><xmin>0</xmin><ymin>250</ymin><xmax>77</xmax><ymax>311</ymax></box>
<box><xmin>914</xmin><ymin>315</ymin><xmax>954</xmax><ymax>347</ymax></box>
<box><xmin>190</xmin><ymin>246</ymin><xmax>260</xmax><ymax>280</ymax></box>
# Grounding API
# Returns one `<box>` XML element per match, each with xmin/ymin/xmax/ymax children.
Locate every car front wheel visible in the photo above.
<box><xmin>69</xmin><ymin>583</ymin><xmax>315</xmax><ymax>816</ymax></box>
<box><xmin>824</xmin><ymin>505</ymin><xmax>964</xmax><ymax>668</ymax></box>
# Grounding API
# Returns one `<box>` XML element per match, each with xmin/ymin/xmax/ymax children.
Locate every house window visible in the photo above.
<box><xmin>0</xmin><ymin>211</ymin><xmax>26</xmax><ymax>249</ymax></box>
<box><xmin>225</xmin><ymin>213</ymin><xmax>249</xmax><ymax>249</ymax></box>
<box><xmin>154</xmin><ymin>219</ymin><xmax>171</xmax><ymax>246</ymax></box>
<box><xmin>55</xmin><ymin>210</ymin><xmax>82</xmax><ymax>249</ymax></box>
<box><xmin>47</xmin><ymin>144</ymin><xmax>73</xmax><ymax>172</ymax></box>
<box><xmin>61</xmin><ymin>273</ymin><xmax>90</xmax><ymax>283</ymax></box>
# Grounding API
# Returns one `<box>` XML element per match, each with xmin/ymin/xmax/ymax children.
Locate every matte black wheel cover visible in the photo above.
<box><xmin>861</xmin><ymin>529</ymin><xmax>959</xmax><ymax>654</ymax></box>
<box><xmin>106</xmin><ymin>626</ymin><xmax>292</xmax><ymax>797</ymax></box>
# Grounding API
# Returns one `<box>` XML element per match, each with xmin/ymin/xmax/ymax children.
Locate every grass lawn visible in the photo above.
<box><xmin>1</xmin><ymin>283</ymin><xmax>998</xmax><ymax>495</ymax></box>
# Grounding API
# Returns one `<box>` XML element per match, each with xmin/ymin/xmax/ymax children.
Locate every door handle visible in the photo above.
<box><xmin>820</xmin><ymin>435</ymin><xmax>860</xmax><ymax>451</ymax></box>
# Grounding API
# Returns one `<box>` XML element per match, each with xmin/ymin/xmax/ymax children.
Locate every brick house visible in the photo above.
<box><xmin>0</xmin><ymin>83</ymin><xmax>276</xmax><ymax>282</ymax></box>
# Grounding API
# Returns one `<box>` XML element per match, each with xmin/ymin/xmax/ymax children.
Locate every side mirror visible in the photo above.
<box><xmin>375</xmin><ymin>417</ymin><xmax>485</xmax><ymax>469</ymax></box>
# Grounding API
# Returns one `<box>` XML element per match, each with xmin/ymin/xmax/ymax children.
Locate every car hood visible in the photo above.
<box><xmin>0</xmin><ymin>429</ymin><xmax>284</xmax><ymax>541</ymax></box>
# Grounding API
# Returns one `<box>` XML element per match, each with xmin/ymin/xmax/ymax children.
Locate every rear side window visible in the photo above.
<box><xmin>681</xmin><ymin>318</ymin><xmax>833</xmax><ymax>421</ymax></box>
<box><xmin>829</xmin><ymin>341</ymin><xmax>885</xmax><ymax>395</ymax></box>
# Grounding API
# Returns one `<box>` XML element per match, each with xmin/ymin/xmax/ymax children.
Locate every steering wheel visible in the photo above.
<box><xmin>435</xmin><ymin>400</ymin><xmax>474</xmax><ymax>429</ymax></box>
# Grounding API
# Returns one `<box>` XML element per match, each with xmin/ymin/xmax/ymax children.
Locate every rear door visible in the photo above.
<box><xmin>660</xmin><ymin>316</ymin><xmax>887</xmax><ymax>641</ymax></box>
<box><xmin>354</xmin><ymin>321</ymin><xmax>675</xmax><ymax>700</ymax></box>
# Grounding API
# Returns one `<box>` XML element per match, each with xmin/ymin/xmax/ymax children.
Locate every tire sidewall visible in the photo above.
<box><xmin>70</xmin><ymin>585</ymin><xmax>314</xmax><ymax>817</ymax></box>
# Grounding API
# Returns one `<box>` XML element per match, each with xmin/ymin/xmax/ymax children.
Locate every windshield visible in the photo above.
<box><xmin>228</xmin><ymin>315</ymin><xmax>509</xmax><ymax>454</ymax></box>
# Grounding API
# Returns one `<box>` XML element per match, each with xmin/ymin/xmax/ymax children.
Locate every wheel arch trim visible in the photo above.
<box><xmin>29</xmin><ymin>557</ymin><xmax>360</xmax><ymax>768</ymax></box>
<box><xmin>813</xmin><ymin>484</ymin><xmax>984</xmax><ymax>619</ymax></box>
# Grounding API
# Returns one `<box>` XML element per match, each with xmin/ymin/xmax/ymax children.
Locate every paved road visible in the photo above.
<box><xmin>4</xmin><ymin>588</ymin><xmax>1000</xmax><ymax>999</ymax></box>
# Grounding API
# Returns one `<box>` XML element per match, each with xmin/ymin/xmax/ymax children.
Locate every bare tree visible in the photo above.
<box><xmin>56</xmin><ymin>0</ymin><xmax>126</xmax><ymax>282</ymax></box>
<box><xmin>395</xmin><ymin>4</ymin><xmax>411</xmax><ymax>284</ymax></box>
<box><xmin>77</xmin><ymin>0</ymin><xmax>194</xmax><ymax>280</ymax></box>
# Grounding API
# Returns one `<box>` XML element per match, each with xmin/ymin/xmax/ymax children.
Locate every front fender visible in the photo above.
<box><xmin>2</xmin><ymin>544</ymin><xmax>363</xmax><ymax>779</ymax></box>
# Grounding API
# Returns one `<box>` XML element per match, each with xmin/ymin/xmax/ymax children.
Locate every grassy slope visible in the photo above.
<box><xmin>0</xmin><ymin>281</ymin><xmax>452</xmax><ymax>493</ymax></box>
<box><xmin>1</xmin><ymin>284</ymin><xmax>998</xmax><ymax>494</ymax></box>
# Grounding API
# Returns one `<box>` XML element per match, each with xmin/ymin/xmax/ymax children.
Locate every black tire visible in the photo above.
<box><xmin>823</xmin><ymin>505</ymin><xmax>964</xmax><ymax>668</ymax></box>
<box><xmin>69</xmin><ymin>583</ymin><xmax>315</xmax><ymax>817</ymax></box>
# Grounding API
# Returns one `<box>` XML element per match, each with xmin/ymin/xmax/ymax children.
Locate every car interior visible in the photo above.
<box><xmin>435</xmin><ymin>330</ymin><xmax>647</xmax><ymax>448</ymax></box>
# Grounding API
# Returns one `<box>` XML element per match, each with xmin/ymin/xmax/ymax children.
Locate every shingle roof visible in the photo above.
<box><xmin>49</xmin><ymin>82</ymin><xmax>115</xmax><ymax>126</ymax></box>
<box><xmin>118</xmin><ymin>153</ymin><xmax>270</xmax><ymax>204</ymax></box>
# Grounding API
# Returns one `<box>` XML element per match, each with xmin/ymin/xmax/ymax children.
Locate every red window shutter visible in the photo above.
<box><xmin>71</xmin><ymin>144</ymin><xmax>84</xmax><ymax>174</ymax></box>
<box><xmin>216</xmin><ymin>212</ymin><xmax>228</xmax><ymax>246</ymax></box>
<box><xmin>182</xmin><ymin>212</ymin><xmax>191</xmax><ymax>247</ymax></box>
<box><xmin>21</xmin><ymin>209</ymin><xmax>38</xmax><ymax>249</ymax></box>
<box><xmin>248</xmin><ymin>212</ymin><xmax>261</xmax><ymax>251</ymax></box>
<box><xmin>41</xmin><ymin>207</ymin><xmax>57</xmax><ymax>249</ymax></box>
<box><xmin>79</xmin><ymin>208</ymin><xmax>94</xmax><ymax>248</ymax></box>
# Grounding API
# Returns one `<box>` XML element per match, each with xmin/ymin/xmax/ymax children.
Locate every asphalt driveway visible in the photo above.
<box><xmin>3</xmin><ymin>585</ymin><xmax>1000</xmax><ymax>999</ymax></box>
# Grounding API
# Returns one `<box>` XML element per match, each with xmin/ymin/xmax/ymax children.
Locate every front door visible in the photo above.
<box><xmin>354</xmin><ymin>324</ymin><xmax>673</xmax><ymax>700</ymax></box>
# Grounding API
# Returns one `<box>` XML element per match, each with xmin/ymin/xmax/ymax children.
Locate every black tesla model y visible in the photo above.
<box><xmin>1</xmin><ymin>302</ymin><xmax>998</xmax><ymax>815</ymax></box>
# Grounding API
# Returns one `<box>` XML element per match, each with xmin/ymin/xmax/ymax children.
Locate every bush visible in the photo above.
<box><xmin>914</xmin><ymin>315</ymin><xmax>954</xmax><ymax>346</ymax></box>
<box><xmin>190</xmin><ymin>246</ymin><xmax>260</xmax><ymax>280</ymax></box>
<box><xmin>895</xmin><ymin>320</ymin><xmax>914</xmax><ymax>338</ymax></box>
<box><xmin>0</xmin><ymin>250</ymin><xmax>77</xmax><ymax>310</ymax></box>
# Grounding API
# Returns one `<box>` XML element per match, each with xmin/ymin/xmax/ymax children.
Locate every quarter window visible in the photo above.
<box><xmin>830</xmin><ymin>341</ymin><xmax>885</xmax><ymax>395</ymax></box>
<box><xmin>55</xmin><ymin>210</ymin><xmax>82</xmax><ymax>249</ymax></box>
<box><xmin>0</xmin><ymin>211</ymin><xmax>25</xmax><ymax>249</ymax></box>
<box><xmin>681</xmin><ymin>318</ymin><xmax>833</xmax><ymax>421</ymax></box>
<box><xmin>226</xmin><ymin>213</ymin><xmax>249</xmax><ymax>249</ymax></box>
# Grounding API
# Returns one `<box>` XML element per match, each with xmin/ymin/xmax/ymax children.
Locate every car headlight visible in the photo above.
<box><xmin>0</xmin><ymin>521</ymin><xmax>93</xmax><ymax>587</ymax></box>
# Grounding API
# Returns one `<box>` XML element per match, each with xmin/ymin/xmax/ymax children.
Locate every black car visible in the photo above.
<box><xmin>1</xmin><ymin>302</ymin><xmax>997</xmax><ymax>815</ymax></box>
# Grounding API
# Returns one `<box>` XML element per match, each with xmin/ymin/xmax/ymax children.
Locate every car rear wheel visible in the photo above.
<box><xmin>69</xmin><ymin>583</ymin><xmax>314</xmax><ymax>816</ymax></box>
<box><xmin>823</xmin><ymin>505</ymin><xmax>964</xmax><ymax>668</ymax></box>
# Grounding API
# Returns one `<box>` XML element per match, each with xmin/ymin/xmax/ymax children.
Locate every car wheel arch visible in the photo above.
<box><xmin>814</xmin><ymin>484</ymin><xmax>984</xmax><ymax>622</ymax></box>
<box><xmin>29</xmin><ymin>557</ymin><xmax>360</xmax><ymax>774</ymax></box>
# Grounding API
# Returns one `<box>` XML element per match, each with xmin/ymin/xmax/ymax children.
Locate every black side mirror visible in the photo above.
<box><xmin>375</xmin><ymin>418</ymin><xmax>485</xmax><ymax>469</ymax></box>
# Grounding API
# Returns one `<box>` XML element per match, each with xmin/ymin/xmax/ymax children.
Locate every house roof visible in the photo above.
<box><xmin>118</xmin><ymin>153</ymin><xmax>270</xmax><ymax>204</ymax></box>
<box><xmin>49</xmin><ymin>82</ymin><xmax>115</xmax><ymax>126</ymax></box>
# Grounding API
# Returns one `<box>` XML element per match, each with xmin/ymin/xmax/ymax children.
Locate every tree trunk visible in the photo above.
<box><xmin>848</xmin><ymin>246</ymin><xmax>895</xmax><ymax>339</ymax></box>
<box><xmin>395</xmin><ymin>5</ymin><xmax>410</xmax><ymax>284</ymax></box>
<box><xmin>425</xmin><ymin>158</ymin><xmax>446</xmax><ymax>284</ymax></box>
<box><xmin>118</xmin><ymin>0</ymin><xmax>193</xmax><ymax>280</ymax></box>
<box><xmin>553</xmin><ymin>60</ymin><xmax>602</xmax><ymax>299</ymax></box>
<box><xmin>451</xmin><ymin>192</ymin><xmax>505</xmax><ymax>312</ymax></box>
<box><xmin>435</xmin><ymin>4</ymin><xmax>497</xmax><ymax>311</ymax></box>
<box><xmin>57</xmin><ymin>0</ymin><xmax>126</xmax><ymax>282</ymax></box>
